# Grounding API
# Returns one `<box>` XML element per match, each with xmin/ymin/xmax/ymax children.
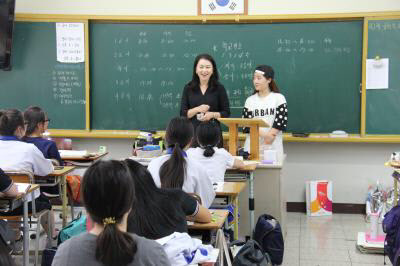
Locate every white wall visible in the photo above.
<box><xmin>17</xmin><ymin>1</ymin><xmax>400</xmax><ymax>204</ymax></box>
<box><xmin>15</xmin><ymin>0</ymin><xmax>400</xmax><ymax>15</ymax></box>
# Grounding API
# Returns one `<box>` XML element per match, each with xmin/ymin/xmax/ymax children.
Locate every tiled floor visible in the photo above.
<box><xmin>283</xmin><ymin>212</ymin><xmax>388</xmax><ymax>266</ymax></box>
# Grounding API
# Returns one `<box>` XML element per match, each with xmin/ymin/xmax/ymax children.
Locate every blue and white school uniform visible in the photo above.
<box><xmin>148</xmin><ymin>154</ymin><xmax>215</xmax><ymax>208</ymax></box>
<box><xmin>0</xmin><ymin>136</ymin><xmax>54</xmax><ymax>176</ymax></box>
<box><xmin>187</xmin><ymin>147</ymin><xmax>234</xmax><ymax>183</ymax></box>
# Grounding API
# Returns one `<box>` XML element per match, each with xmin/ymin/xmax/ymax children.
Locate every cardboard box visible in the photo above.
<box><xmin>306</xmin><ymin>180</ymin><xmax>333</xmax><ymax>216</ymax></box>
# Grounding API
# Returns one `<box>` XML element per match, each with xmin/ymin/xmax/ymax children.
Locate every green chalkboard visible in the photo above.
<box><xmin>90</xmin><ymin>21</ymin><xmax>362</xmax><ymax>132</ymax></box>
<box><xmin>0</xmin><ymin>22</ymin><xmax>86</xmax><ymax>130</ymax></box>
<box><xmin>366</xmin><ymin>19</ymin><xmax>400</xmax><ymax>134</ymax></box>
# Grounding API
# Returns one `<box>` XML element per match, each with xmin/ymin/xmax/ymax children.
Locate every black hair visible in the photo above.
<box><xmin>82</xmin><ymin>160</ymin><xmax>136</xmax><ymax>266</ymax></box>
<box><xmin>0</xmin><ymin>109</ymin><xmax>24</xmax><ymax>136</ymax></box>
<box><xmin>23</xmin><ymin>106</ymin><xmax>46</xmax><ymax>136</ymax></box>
<box><xmin>253</xmin><ymin>65</ymin><xmax>280</xmax><ymax>94</ymax></box>
<box><xmin>124</xmin><ymin>159</ymin><xmax>182</xmax><ymax>239</ymax></box>
<box><xmin>187</xmin><ymin>53</ymin><xmax>220</xmax><ymax>90</ymax></box>
<box><xmin>159</xmin><ymin>117</ymin><xmax>193</xmax><ymax>188</ymax></box>
<box><xmin>196</xmin><ymin>120</ymin><xmax>220</xmax><ymax>157</ymax></box>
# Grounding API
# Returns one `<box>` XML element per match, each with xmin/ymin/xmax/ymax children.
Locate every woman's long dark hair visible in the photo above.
<box><xmin>0</xmin><ymin>109</ymin><xmax>24</xmax><ymax>136</ymax></box>
<box><xmin>253</xmin><ymin>65</ymin><xmax>280</xmax><ymax>94</ymax></box>
<box><xmin>159</xmin><ymin>117</ymin><xmax>193</xmax><ymax>188</ymax></box>
<box><xmin>82</xmin><ymin>160</ymin><xmax>136</xmax><ymax>266</ymax></box>
<box><xmin>187</xmin><ymin>53</ymin><xmax>220</xmax><ymax>90</ymax></box>
<box><xmin>23</xmin><ymin>106</ymin><xmax>46</xmax><ymax>136</ymax></box>
<box><xmin>196</xmin><ymin>120</ymin><xmax>220</xmax><ymax>157</ymax></box>
<box><xmin>125</xmin><ymin>159</ymin><xmax>182</xmax><ymax>239</ymax></box>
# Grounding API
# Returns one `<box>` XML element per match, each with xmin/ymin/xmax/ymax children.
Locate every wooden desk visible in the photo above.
<box><xmin>62</xmin><ymin>152</ymin><xmax>108</xmax><ymax>164</ymax></box>
<box><xmin>0</xmin><ymin>184</ymin><xmax>40</xmax><ymax>266</ymax></box>
<box><xmin>215</xmin><ymin>182</ymin><xmax>247</xmax><ymax>240</ymax></box>
<box><xmin>188</xmin><ymin>209</ymin><xmax>229</xmax><ymax>230</ymax></box>
<box><xmin>47</xmin><ymin>166</ymin><xmax>76</xmax><ymax>227</ymax></box>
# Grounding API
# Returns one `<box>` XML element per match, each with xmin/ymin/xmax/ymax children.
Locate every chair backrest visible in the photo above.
<box><xmin>4</xmin><ymin>171</ymin><xmax>34</xmax><ymax>184</ymax></box>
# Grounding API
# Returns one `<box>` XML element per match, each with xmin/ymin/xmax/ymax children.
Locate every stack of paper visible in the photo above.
<box><xmin>59</xmin><ymin>150</ymin><xmax>88</xmax><ymax>158</ymax></box>
<box><xmin>356</xmin><ymin>232</ymin><xmax>384</xmax><ymax>254</ymax></box>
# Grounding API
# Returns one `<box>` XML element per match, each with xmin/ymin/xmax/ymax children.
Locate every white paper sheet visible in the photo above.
<box><xmin>59</xmin><ymin>150</ymin><xmax>88</xmax><ymax>157</ymax></box>
<box><xmin>366</xmin><ymin>58</ymin><xmax>389</xmax><ymax>89</ymax></box>
<box><xmin>56</xmin><ymin>23</ymin><xmax>85</xmax><ymax>63</ymax></box>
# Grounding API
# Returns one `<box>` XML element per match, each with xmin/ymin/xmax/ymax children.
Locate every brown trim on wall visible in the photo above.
<box><xmin>287</xmin><ymin>202</ymin><xmax>365</xmax><ymax>214</ymax></box>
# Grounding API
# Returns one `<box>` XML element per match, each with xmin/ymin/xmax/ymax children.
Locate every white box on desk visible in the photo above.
<box><xmin>306</xmin><ymin>180</ymin><xmax>333</xmax><ymax>216</ymax></box>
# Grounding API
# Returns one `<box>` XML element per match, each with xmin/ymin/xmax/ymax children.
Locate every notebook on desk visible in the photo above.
<box><xmin>59</xmin><ymin>150</ymin><xmax>88</xmax><ymax>158</ymax></box>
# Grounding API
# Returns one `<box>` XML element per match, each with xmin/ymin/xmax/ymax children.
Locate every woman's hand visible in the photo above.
<box><xmin>200</xmin><ymin>112</ymin><xmax>219</xmax><ymax>121</ymax></box>
<box><xmin>197</xmin><ymin>104</ymin><xmax>210</xmax><ymax>113</ymax></box>
<box><xmin>263</xmin><ymin>128</ymin><xmax>280</xmax><ymax>144</ymax></box>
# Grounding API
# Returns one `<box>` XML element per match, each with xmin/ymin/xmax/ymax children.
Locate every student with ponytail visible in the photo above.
<box><xmin>125</xmin><ymin>159</ymin><xmax>211</xmax><ymax>240</ymax></box>
<box><xmin>53</xmin><ymin>160</ymin><xmax>170</xmax><ymax>266</ymax></box>
<box><xmin>147</xmin><ymin>117</ymin><xmax>215</xmax><ymax>207</ymax></box>
<box><xmin>0</xmin><ymin>109</ymin><xmax>57</xmax><ymax>244</ymax></box>
<box><xmin>187</xmin><ymin>120</ymin><xmax>244</xmax><ymax>183</ymax></box>
<box><xmin>242</xmin><ymin>65</ymin><xmax>288</xmax><ymax>162</ymax></box>
<box><xmin>22</xmin><ymin>106</ymin><xmax>63</xmax><ymax>166</ymax></box>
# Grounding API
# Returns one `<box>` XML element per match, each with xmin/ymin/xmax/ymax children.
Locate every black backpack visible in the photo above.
<box><xmin>253</xmin><ymin>214</ymin><xmax>284</xmax><ymax>265</ymax></box>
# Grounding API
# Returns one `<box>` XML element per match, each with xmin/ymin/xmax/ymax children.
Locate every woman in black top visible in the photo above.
<box><xmin>124</xmin><ymin>159</ymin><xmax>211</xmax><ymax>240</ymax></box>
<box><xmin>180</xmin><ymin>54</ymin><xmax>230</xmax><ymax>147</ymax></box>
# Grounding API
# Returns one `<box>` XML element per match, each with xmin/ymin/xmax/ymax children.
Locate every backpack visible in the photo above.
<box><xmin>383</xmin><ymin>205</ymin><xmax>400</xmax><ymax>264</ymax></box>
<box><xmin>57</xmin><ymin>213</ymin><xmax>87</xmax><ymax>245</ymax></box>
<box><xmin>252</xmin><ymin>214</ymin><xmax>284</xmax><ymax>265</ymax></box>
<box><xmin>230</xmin><ymin>240</ymin><xmax>272</xmax><ymax>266</ymax></box>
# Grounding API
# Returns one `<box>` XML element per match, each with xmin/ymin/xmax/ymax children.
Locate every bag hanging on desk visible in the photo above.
<box><xmin>215</xmin><ymin>229</ymin><xmax>232</xmax><ymax>266</ymax></box>
<box><xmin>66</xmin><ymin>175</ymin><xmax>82</xmax><ymax>203</ymax></box>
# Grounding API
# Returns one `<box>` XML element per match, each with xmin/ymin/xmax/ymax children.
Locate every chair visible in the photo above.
<box><xmin>0</xmin><ymin>171</ymin><xmax>52</xmax><ymax>266</ymax></box>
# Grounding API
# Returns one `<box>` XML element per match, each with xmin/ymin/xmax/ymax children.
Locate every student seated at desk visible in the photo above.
<box><xmin>53</xmin><ymin>160</ymin><xmax>170</xmax><ymax>266</ymax></box>
<box><xmin>0</xmin><ymin>109</ymin><xmax>57</xmax><ymax>242</ymax></box>
<box><xmin>0</xmin><ymin>168</ymin><xmax>56</xmax><ymax>248</ymax></box>
<box><xmin>124</xmin><ymin>159</ymin><xmax>211</xmax><ymax>240</ymax></box>
<box><xmin>0</xmin><ymin>109</ymin><xmax>54</xmax><ymax>176</ymax></box>
<box><xmin>22</xmin><ymin>106</ymin><xmax>63</xmax><ymax>166</ymax></box>
<box><xmin>23</xmin><ymin>106</ymin><xmax>63</xmax><ymax>196</ymax></box>
<box><xmin>147</xmin><ymin>117</ymin><xmax>215</xmax><ymax>207</ymax></box>
<box><xmin>187</xmin><ymin>120</ymin><xmax>245</xmax><ymax>183</ymax></box>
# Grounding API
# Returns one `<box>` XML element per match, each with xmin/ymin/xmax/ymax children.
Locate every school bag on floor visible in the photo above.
<box><xmin>252</xmin><ymin>214</ymin><xmax>284</xmax><ymax>265</ymax></box>
<box><xmin>230</xmin><ymin>240</ymin><xmax>272</xmax><ymax>266</ymax></box>
<box><xmin>383</xmin><ymin>205</ymin><xmax>400</xmax><ymax>264</ymax></box>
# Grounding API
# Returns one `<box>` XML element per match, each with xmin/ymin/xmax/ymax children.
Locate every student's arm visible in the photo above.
<box><xmin>233</xmin><ymin>158</ymin><xmax>245</xmax><ymax>169</ymax></box>
<box><xmin>181</xmin><ymin>191</ymin><xmax>211</xmax><ymax>223</ymax></box>
<box><xmin>265</xmin><ymin>98</ymin><xmax>288</xmax><ymax>145</ymax></box>
<box><xmin>223</xmin><ymin>149</ymin><xmax>245</xmax><ymax>169</ymax></box>
<box><xmin>30</xmin><ymin>146</ymin><xmax>54</xmax><ymax>176</ymax></box>
<box><xmin>218</xmin><ymin>84</ymin><xmax>231</xmax><ymax>118</ymax></box>
<box><xmin>48</xmin><ymin>142</ymin><xmax>64</xmax><ymax>166</ymax></box>
<box><xmin>0</xmin><ymin>170</ymin><xmax>19</xmax><ymax>197</ymax></box>
<box><xmin>193</xmin><ymin>204</ymin><xmax>211</xmax><ymax>223</ymax></box>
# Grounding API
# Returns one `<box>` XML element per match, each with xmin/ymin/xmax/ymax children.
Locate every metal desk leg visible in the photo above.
<box><xmin>233</xmin><ymin>195</ymin><xmax>239</xmax><ymax>240</ymax></box>
<box><xmin>61</xmin><ymin>175</ymin><xmax>67</xmax><ymax>227</ymax></box>
<box><xmin>23</xmin><ymin>196</ymin><xmax>29</xmax><ymax>266</ymax></box>
<box><xmin>248</xmin><ymin>171</ymin><xmax>255</xmax><ymax>238</ymax></box>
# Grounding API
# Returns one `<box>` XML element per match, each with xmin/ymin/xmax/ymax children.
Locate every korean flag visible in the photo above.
<box><xmin>201</xmin><ymin>0</ymin><xmax>245</xmax><ymax>15</ymax></box>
